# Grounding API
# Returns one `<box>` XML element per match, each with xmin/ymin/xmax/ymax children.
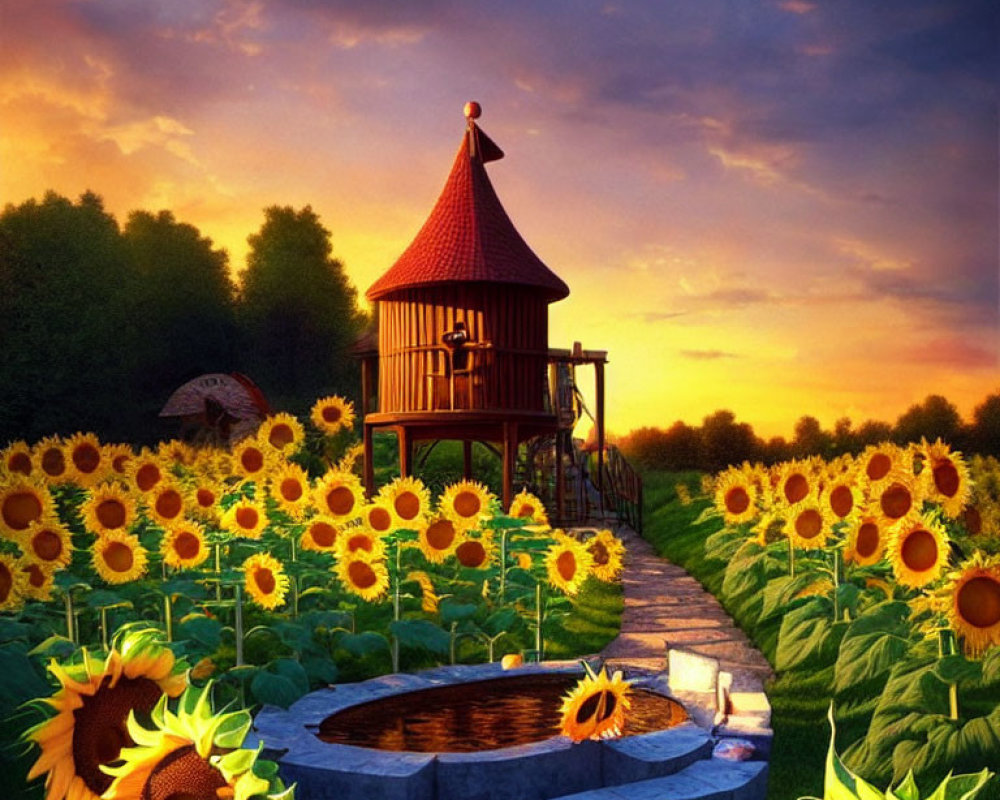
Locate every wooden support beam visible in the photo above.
<box><xmin>595</xmin><ymin>360</ymin><xmax>606</xmax><ymax>499</ymax></box>
<box><xmin>502</xmin><ymin>422</ymin><xmax>518</xmax><ymax>510</ymax></box>
<box><xmin>555</xmin><ymin>432</ymin><xmax>565</xmax><ymax>522</ymax></box>
<box><xmin>463</xmin><ymin>440</ymin><xmax>473</xmax><ymax>479</ymax></box>
<box><xmin>398</xmin><ymin>426</ymin><xmax>412</xmax><ymax>477</ymax></box>
<box><xmin>363</xmin><ymin>422</ymin><xmax>375</xmax><ymax>498</ymax></box>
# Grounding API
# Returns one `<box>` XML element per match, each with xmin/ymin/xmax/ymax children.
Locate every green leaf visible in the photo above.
<box><xmin>886</xmin><ymin>771</ymin><xmax>920</xmax><ymax>800</ymax></box>
<box><xmin>301</xmin><ymin>656</ymin><xmax>338</xmax><ymax>685</ymax></box>
<box><xmin>213</xmin><ymin>710</ymin><xmax>253</xmax><ymax>749</ymax></box>
<box><xmin>250</xmin><ymin>670</ymin><xmax>304</xmax><ymax>709</ymax></box>
<box><xmin>483</xmin><ymin>608</ymin><xmax>518</xmax><ymax>637</ymax></box>
<box><xmin>934</xmin><ymin>655</ymin><xmax>981</xmax><ymax>685</ymax></box>
<box><xmin>0</xmin><ymin>618</ymin><xmax>34</xmax><ymax>643</ymax></box>
<box><xmin>721</xmin><ymin>540</ymin><xmax>770</xmax><ymax>603</ymax></box>
<box><xmin>85</xmin><ymin>589</ymin><xmax>127</xmax><ymax>608</ymax></box>
<box><xmin>336</xmin><ymin>631</ymin><xmax>390</xmax><ymax>657</ymax></box>
<box><xmin>390</xmin><ymin>619</ymin><xmax>451</xmax><ymax>656</ymax></box>
<box><xmin>27</xmin><ymin>635</ymin><xmax>77</xmax><ymax>661</ymax></box>
<box><xmin>269</xmin><ymin>658</ymin><xmax>310</xmax><ymax>696</ymax></box>
<box><xmin>176</xmin><ymin>614</ymin><xmax>222</xmax><ymax>650</ymax></box>
<box><xmin>821</xmin><ymin>704</ymin><xmax>887</xmax><ymax>800</ymax></box>
<box><xmin>775</xmin><ymin>597</ymin><xmax>845</xmax><ymax>673</ymax></box>
<box><xmin>834</xmin><ymin>602</ymin><xmax>913</xmax><ymax>693</ymax></box>
<box><xmin>759</xmin><ymin>573</ymin><xmax>818</xmax><ymax>622</ymax></box>
<box><xmin>0</xmin><ymin>645</ymin><xmax>50</xmax><ymax>713</ymax></box>
<box><xmin>439</xmin><ymin>600</ymin><xmax>479</xmax><ymax>624</ymax></box>
<box><xmin>925</xmin><ymin>769</ymin><xmax>994</xmax><ymax>800</ymax></box>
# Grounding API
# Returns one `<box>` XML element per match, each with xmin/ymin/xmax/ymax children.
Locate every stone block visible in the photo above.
<box><xmin>668</xmin><ymin>649</ymin><xmax>720</xmax><ymax>695</ymax></box>
<box><xmin>601</xmin><ymin>724</ymin><xmax>713</xmax><ymax>784</ymax></box>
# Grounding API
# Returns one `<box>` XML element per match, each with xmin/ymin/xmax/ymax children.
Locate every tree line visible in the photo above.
<box><xmin>0</xmin><ymin>191</ymin><xmax>369</xmax><ymax>446</ymax></box>
<box><xmin>618</xmin><ymin>392</ymin><xmax>1000</xmax><ymax>474</ymax></box>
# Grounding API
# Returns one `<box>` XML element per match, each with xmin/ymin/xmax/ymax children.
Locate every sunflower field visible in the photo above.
<box><xmin>696</xmin><ymin>440</ymin><xmax>1000</xmax><ymax>795</ymax></box>
<box><xmin>0</xmin><ymin>395</ymin><xmax>626</xmax><ymax>800</ymax></box>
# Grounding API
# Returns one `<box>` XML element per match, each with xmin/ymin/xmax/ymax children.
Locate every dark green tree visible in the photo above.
<box><xmin>0</xmin><ymin>192</ymin><xmax>142</xmax><ymax>441</ymax></box>
<box><xmin>969</xmin><ymin>392</ymin><xmax>1000</xmax><ymax>456</ymax></box>
<box><xmin>892</xmin><ymin>394</ymin><xmax>963</xmax><ymax>445</ymax></box>
<box><xmin>123</xmin><ymin>210</ymin><xmax>237</xmax><ymax>420</ymax></box>
<box><xmin>698</xmin><ymin>410</ymin><xmax>761</xmax><ymax>472</ymax></box>
<box><xmin>237</xmin><ymin>206</ymin><xmax>367</xmax><ymax>411</ymax></box>
<box><xmin>792</xmin><ymin>415</ymin><xmax>832</xmax><ymax>458</ymax></box>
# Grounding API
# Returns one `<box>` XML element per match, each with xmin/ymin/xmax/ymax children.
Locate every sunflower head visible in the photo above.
<box><xmin>876</xmin><ymin>470</ymin><xmax>923</xmax><ymax>525</ymax></box>
<box><xmin>20</xmin><ymin>559</ymin><xmax>56</xmax><ymax>602</ymax></box>
<box><xmin>777</xmin><ymin>460</ymin><xmax>817</xmax><ymax>507</ymax></box>
<box><xmin>508</xmin><ymin>489</ymin><xmax>550</xmax><ymax>526</ymax></box>
<box><xmin>439</xmin><ymin>480</ymin><xmax>495</xmax><ymax>531</ymax></box>
<box><xmin>843</xmin><ymin>512</ymin><xmax>886</xmax><ymax>567</ymax></box>
<box><xmin>821</xmin><ymin>475</ymin><xmax>862</xmax><ymax>521</ymax></box>
<box><xmin>230</xmin><ymin>437</ymin><xmax>272</xmax><ymax>482</ymax></box>
<box><xmin>161</xmin><ymin>520</ymin><xmax>210</xmax><ymax>570</ymax></box>
<box><xmin>186</xmin><ymin>476</ymin><xmax>223</xmax><ymax>522</ymax></box>
<box><xmin>378</xmin><ymin>475</ymin><xmax>431</xmax><ymax>529</ymax></box>
<box><xmin>243</xmin><ymin>553</ymin><xmax>290</xmax><ymax>610</ymax></box>
<box><xmin>713</xmin><ymin>467</ymin><xmax>759</xmax><ymax>524</ymax></box>
<box><xmin>146</xmin><ymin>480</ymin><xmax>187</xmax><ymax>527</ymax></box>
<box><xmin>313</xmin><ymin>470</ymin><xmax>365</xmax><ymax>522</ymax></box>
<box><xmin>335</xmin><ymin>527</ymin><xmax>386</xmax><ymax>560</ymax></box>
<box><xmin>586</xmin><ymin>529</ymin><xmax>626</xmax><ymax>583</ymax></box>
<box><xmin>156</xmin><ymin>439</ymin><xmax>197</xmax><ymax>468</ymax></box>
<box><xmin>783</xmin><ymin>494</ymin><xmax>837</xmax><ymax>550</ymax></box>
<box><xmin>101</xmin><ymin>682</ymin><xmax>290</xmax><ymax>800</ymax></box>
<box><xmin>81</xmin><ymin>482</ymin><xmax>138</xmax><ymax>537</ymax></box>
<box><xmin>336</xmin><ymin>552</ymin><xmax>389</xmax><ymax>601</ymax></box>
<box><xmin>559</xmin><ymin>664</ymin><xmax>632</xmax><ymax>742</ymax></box>
<box><xmin>33</xmin><ymin>436</ymin><xmax>69</xmax><ymax>484</ymax></box>
<box><xmin>0</xmin><ymin>478</ymin><xmax>55</xmax><ymax>537</ymax></box>
<box><xmin>18</xmin><ymin>518</ymin><xmax>73</xmax><ymax>571</ymax></box>
<box><xmin>888</xmin><ymin>513</ymin><xmax>950</xmax><ymax>589</ymax></box>
<box><xmin>300</xmin><ymin>515</ymin><xmax>342</xmax><ymax>553</ymax></box>
<box><xmin>269</xmin><ymin>461</ymin><xmax>312</xmax><ymax>520</ymax></box>
<box><xmin>220</xmin><ymin>498</ymin><xmax>268</xmax><ymax>540</ymax></box>
<box><xmin>64</xmin><ymin>432</ymin><xmax>106</xmax><ymax>488</ymax></box>
<box><xmin>128</xmin><ymin>448</ymin><xmax>168</xmax><ymax>495</ymax></box>
<box><xmin>943</xmin><ymin>552</ymin><xmax>1000</xmax><ymax>657</ymax></box>
<box><xmin>545</xmin><ymin>537</ymin><xmax>594</xmax><ymax>595</ymax></box>
<box><xmin>310</xmin><ymin>394</ymin><xmax>355</xmax><ymax>435</ymax></box>
<box><xmin>25</xmin><ymin>628</ymin><xmax>186</xmax><ymax>800</ymax></box>
<box><xmin>0</xmin><ymin>552</ymin><xmax>28</xmax><ymax>612</ymax></box>
<box><xmin>359</xmin><ymin>501</ymin><xmax>395</xmax><ymax>533</ymax></box>
<box><xmin>418</xmin><ymin>516</ymin><xmax>460</xmax><ymax>563</ymax></box>
<box><xmin>104</xmin><ymin>443</ymin><xmax>134</xmax><ymax>479</ymax></box>
<box><xmin>858</xmin><ymin>442</ymin><xmax>907</xmax><ymax>492</ymax></box>
<box><xmin>454</xmin><ymin>531</ymin><xmax>495</xmax><ymax>570</ymax></box>
<box><xmin>917</xmin><ymin>438</ymin><xmax>973</xmax><ymax>519</ymax></box>
<box><xmin>92</xmin><ymin>530</ymin><xmax>149</xmax><ymax>585</ymax></box>
<box><xmin>2</xmin><ymin>440</ymin><xmax>35</xmax><ymax>478</ymax></box>
<box><xmin>258</xmin><ymin>412</ymin><xmax>305</xmax><ymax>456</ymax></box>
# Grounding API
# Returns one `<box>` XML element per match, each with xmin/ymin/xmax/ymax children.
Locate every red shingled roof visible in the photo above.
<box><xmin>366</xmin><ymin>122</ymin><xmax>570</xmax><ymax>303</ymax></box>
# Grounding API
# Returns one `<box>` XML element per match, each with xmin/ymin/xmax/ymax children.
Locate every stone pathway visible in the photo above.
<box><xmin>599</xmin><ymin>526</ymin><xmax>773</xmax><ymax>693</ymax></box>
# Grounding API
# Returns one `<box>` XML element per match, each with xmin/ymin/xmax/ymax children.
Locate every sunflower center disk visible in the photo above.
<box><xmin>795</xmin><ymin>509</ymin><xmax>823</xmax><ymax>540</ymax></box>
<box><xmin>254</xmin><ymin>567</ymin><xmax>276</xmax><ymax>595</ymax></box>
<box><xmin>829</xmin><ymin>486</ymin><xmax>854</xmax><ymax>518</ymax></box>
<box><xmin>394</xmin><ymin>492</ymin><xmax>420</xmax><ymax>521</ymax></box>
<box><xmin>157</xmin><ymin>491</ymin><xmax>182</xmax><ymax>519</ymax></box>
<box><xmin>725</xmin><ymin>487</ymin><xmax>750</xmax><ymax>515</ymax></box>
<box><xmin>456</xmin><ymin>541</ymin><xmax>486</xmax><ymax>567</ymax></box>
<box><xmin>867</xmin><ymin>453</ymin><xmax>891</xmax><ymax>481</ymax></box>
<box><xmin>269</xmin><ymin>424</ymin><xmax>294</xmax><ymax>448</ymax></box>
<box><xmin>42</xmin><ymin>449</ymin><xmax>65</xmax><ymax>476</ymax></box>
<box><xmin>174</xmin><ymin>532</ymin><xmax>201</xmax><ymax>560</ymax></box>
<box><xmin>369</xmin><ymin>508</ymin><xmax>392</xmax><ymax>530</ymax></box>
<box><xmin>143</xmin><ymin>744</ymin><xmax>228</xmax><ymax>800</ymax></box>
<box><xmin>957</xmin><ymin>577</ymin><xmax>1000</xmax><ymax>629</ymax></box>
<box><xmin>97</xmin><ymin>499</ymin><xmax>127</xmax><ymax>529</ymax></box>
<box><xmin>72</xmin><ymin>677</ymin><xmax>163</xmax><ymax>795</ymax></box>
<box><xmin>322</xmin><ymin>406</ymin><xmax>342</xmax><ymax>423</ymax></box>
<box><xmin>454</xmin><ymin>491</ymin><xmax>481</xmax><ymax>518</ymax></box>
<box><xmin>9</xmin><ymin>453</ymin><xmax>32</xmax><ymax>474</ymax></box>
<box><xmin>784</xmin><ymin>474</ymin><xmax>808</xmax><ymax>504</ymax></box>
<box><xmin>348</xmin><ymin>534</ymin><xmax>373</xmax><ymax>552</ymax></box>
<box><xmin>590</xmin><ymin>542</ymin><xmax>610</xmax><ymax>566</ymax></box>
<box><xmin>348</xmin><ymin>561</ymin><xmax>378</xmax><ymax>589</ymax></box>
<box><xmin>3</xmin><ymin>492</ymin><xmax>43</xmax><ymax>530</ymax></box>
<box><xmin>557</xmin><ymin>551</ymin><xmax>578</xmax><ymax>581</ymax></box>
<box><xmin>901</xmin><ymin>529</ymin><xmax>937</xmax><ymax>572</ymax></box>
<box><xmin>933</xmin><ymin>461</ymin><xmax>960</xmax><ymax>498</ymax></box>
<box><xmin>73</xmin><ymin>444</ymin><xmax>101</xmax><ymax>473</ymax></box>
<box><xmin>281</xmin><ymin>479</ymin><xmax>303</xmax><ymax>501</ymax></box>
<box><xmin>327</xmin><ymin>487</ymin><xmax>356</xmax><ymax>516</ymax></box>
<box><xmin>880</xmin><ymin>484</ymin><xmax>912</xmax><ymax>519</ymax></box>
<box><xmin>104</xmin><ymin>541</ymin><xmax>135</xmax><ymax>573</ymax></box>
<box><xmin>310</xmin><ymin>522</ymin><xmax>337</xmax><ymax>547</ymax></box>
<box><xmin>235</xmin><ymin>508</ymin><xmax>259</xmax><ymax>529</ymax></box>
<box><xmin>32</xmin><ymin>529</ymin><xmax>63</xmax><ymax>561</ymax></box>
<box><xmin>196</xmin><ymin>489</ymin><xmax>215</xmax><ymax>508</ymax></box>
<box><xmin>241</xmin><ymin>450</ymin><xmax>264</xmax><ymax>473</ymax></box>
<box><xmin>856</xmin><ymin>523</ymin><xmax>880</xmax><ymax>558</ymax></box>
<box><xmin>136</xmin><ymin>464</ymin><xmax>161</xmax><ymax>491</ymax></box>
<box><xmin>426</xmin><ymin>520</ymin><xmax>455</xmax><ymax>550</ymax></box>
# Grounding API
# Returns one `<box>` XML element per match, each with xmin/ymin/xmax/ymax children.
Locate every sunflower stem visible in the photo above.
<box><xmin>937</xmin><ymin>628</ymin><xmax>959</xmax><ymax>720</ymax></box>
<box><xmin>831</xmin><ymin>550</ymin><xmax>842</xmax><ymax>622</ymax></box>
<box><xmin>64</xmin><ymin>590</ymin><xmax>76</xmax><ymax>644</ymax></box>
<box><xmin>164</xmin><ymin>594</ymin><xmax>173</xmax><ymax>642</ymax></box>
<box><xmin>235</xmin><ymin>583</ymin><xmax>245</xmax><ymax>667</ymax></box>
<box><xmin>391</xmin><ymin>535</ymin><xmax>401</xmax><ymax>673</ymax></box>
<box><xmin>788</xmin><ymin>536</ymin><xmax>796</xmax><ymax>578</ymax></box>
<box><xmin>535</xmin><ymin>582</ymin><xmax>543</xmax><ymax>657</ymax></box>
<box><xmin>450</xmin><ymin>621</ymin><xmax>458</xmax><ymax>665</ymax></box>
<box><xmin>499</xmin><ymin>530</ymin><xmax>508</xmax><ymax>605</ymax></box>
<box><xmin>100</xmin><ymin>605</ymin><xmax>109</xmax><ymax>651</ymax></box>
<box><xmin>214</xmin><ymin>543</ymin><xmax>222</xmax><ymax>603</ymax></box>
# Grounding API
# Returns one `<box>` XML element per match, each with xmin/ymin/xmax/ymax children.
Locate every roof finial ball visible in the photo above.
<box><xmin>464</xmin><ymin>100</ymin><xmax>482</xmax><ymax>121</ymax></box>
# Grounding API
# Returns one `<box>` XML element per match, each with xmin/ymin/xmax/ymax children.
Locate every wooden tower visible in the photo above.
<box><xmin>359</xmin><ymin>103</ymin><xmax>607</xmax><ymax>513</ymax></box>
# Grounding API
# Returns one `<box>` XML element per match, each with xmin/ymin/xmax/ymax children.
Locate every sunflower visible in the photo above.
<box><xmin>558</xmin><ymin>664</ymin><xmax>631</xmax><ymax>742</ymax></box>
<box><xmin>18</xmin><ymin>518</ymin><xmax>73</xmax><ymax>571</ymax></box>
<box><xmin>379</xmin><ymin>475</ymin><xmax>431</xmax><ymax>529</ymax></box>
<box><xmin>406</xmin><ymin>570</ymin><xmax>440</xmax><ymax>613</ymax></box>
<box><xmin>146</xmin><ymin>480</ymin><xmax>186</xmax><ymax>528</ymax></box>
<box><xmin>359</xmin><ymin>501</ymin><xmax>395</xmax><ymax>534</ymax></box>
<box><xmin>776</xmin><ymin>460</ymin><xmax>817</xmax><ymax>507</ymax></box>
<box><xmin>257</xmin><ymin>412</ymin><xmax>305</xmax><ymax>457</ymax></box>
<box><xmin>243</xmin><ymin>553</ymin><xmax>289</xmax><ymax>610</ymax></box>
<box><xmin>299</xmin><ymin>515</ymin><xmax>342</xmax><ymax>553</ymax></box>
<box><xmin>783</xmin><ymin>493</ymin><xmax>837</xmax><ymax>550</ymax></box>
<box><xmin>335</xmin><ymin>526</ymin><xmax>386</xmax><ymax>559</ymax></box>
<box><xmin>313</xmin><ymin>470</ymin><xmax>365</xmax><ymax>522</ymax></box>
<box><xmin>103</xmin><ymin>443</ymin><xmax>134</xmax><ymax>480</ymax></box>
<box><xmin>156</xmin><ymin>439</ymin><xmax>196</xmax><ymax>468</ymax></box>
<box><xmin>439</xmin><ymin>480</ymin><xmax>494</xmax><ymax>531</ymax></box>
<box><xmin>63</xmin><ymin>432</ymin><xmax>106</xmax><ymax>488</ymax></box>
<box><xmin>887</xmin><ymin>513</ymin><xmax>950</xmax><ymax>589</ymax></box>
<box><xmin>417</xmin><ymin>516</ymin><xmax>459</xmax><ymax>563</ymax></box>
<box><xmin>186</xmin><ymin>476</ymin><xmax>223</xmax><ymax>522</ymax></box>
<box><xmin>0</xmin><ymin>478</ymin><xmax>55</xmax><ymax>537</ymax></box>
<box><xmin>33</xmin><ymin>436</ymin><xmax>69</xmax><ymax>484</ymax></box>
<box><xmin>220</xmin><ymin>498</ymin><xmax>268</xmax><ymax>540</ymax></box>
<box><xmin>24</xmin><ymin>628</ymin><xmax>186</xmax><ymax>800</ymax></box>
<box><xmin>917</xmin><ymin>439</ymin><xmax>973</xmax><ymax>519</ymax></box>
<box><xmin>843</xmin><ymin>512</ymin><xmax>886</xmax><ymax>567</ymax></box>
<box><xmin>2</xmin><ymin>440</ymin><xmax>35</xmax><ymax>478</ymax></box>
<box><xmin>127</xmin><ymin>449</ymin><xmax>166</xmax><ymax>495</ymax></box>
<box><xmin>101</xmin><ymin>683</ymin><xmax>287</xmax><ymax>800</ymax></box>
<box><xmin>310</xmin><ymin>394</ymin><xmax>355</xmax><ymax>434</ymax></box>
<box><xmin>545</xmin><ymin>537</ymin><xmax>594</xmax><ymax>595</ymax></box>
<box><xmin>454</xmin><ymin>532</ymin><xmax>495</xmax><ymax>570</ymax></box>
<box><xmin>160</xmin><ymin>521</ymin><xmax>209</xmax><ymax>570</ymax></box>
<box><xmin>821</xmin><ymin>474</ymin><xmax>862</xmax><ymax>521</ymax></box>
<box><xmin>81</xmin><ymin>482</ymin><xmax>137</xmax><ymax>537</ymax></box>
<box><xmin>0</xmin><ymin>552</ymin><xmax>27</xmax><ymax>612</ymax></box>
<box><xmin>858</xmin><ymin>442</ymin><xmax>907</xmax><ymax>495</ymax></box>
<box><xmin>92</xmin><ymin>531</ymin><xmax>148</xmax><ymax>585</ymax></box>
<box><xmin>876</xmin><ymin>470</ymin><xmax>923</xmax><ymax>527</ymax></box>
<box><xmin>268</xmin><ymin>461</ymin><xmax>312</xmax><ymax>520</ymax></box>
<box><xmin>713</xmin><ymin>467</ymin><xmax>759</xmax><ymax>524</ymax></box>
<box><xmin>942</xmin><ymin>552</ymin><xmax>1000</xmax><ymax>656</ymax></box>
<box><xmin>508</xmin><ymin>489</ymin><xmax>550</xmax><ymax>526</ymax></box>
<box><xmin>586</xmin><ymin>529</ymin><xmax>626</xmax><ymax>583</ymax></box>
<box><xmin>230</xmin><ymin>437</ymin><xmax>271</xmax><ymax>483</ymax></box>
<box><xmin>20</xmin><ymin>559</ymin><xmax>56</xmax><ymax>602</ymax></box>
<box><xmin>336</xmin><ymin>552</ymin><xmax>389</xmax><ymax>601</ymax></box>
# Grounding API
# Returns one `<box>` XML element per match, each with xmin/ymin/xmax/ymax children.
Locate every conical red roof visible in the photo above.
<box><xmin>366</xmin><ymin>118</ymin><xmax>570</xmax><ymax>303</ymax></box>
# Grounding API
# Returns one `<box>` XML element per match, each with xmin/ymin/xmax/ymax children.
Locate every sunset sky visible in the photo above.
<box><xmin>2</xmin><ymin>0</ymin><xmax>997</xmax><ymax>440</ymax></box>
